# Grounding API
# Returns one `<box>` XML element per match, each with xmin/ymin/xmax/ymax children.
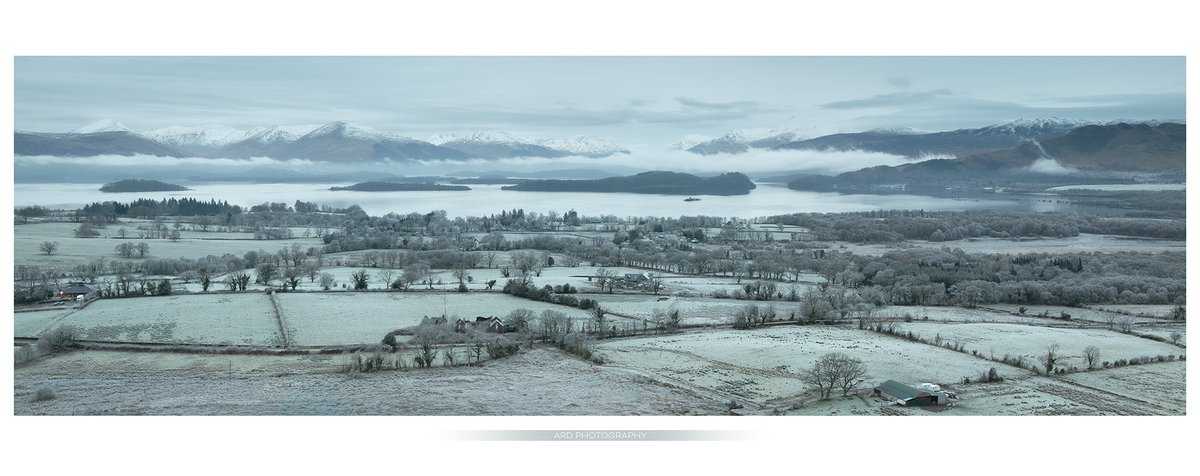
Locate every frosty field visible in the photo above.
<box><xmin>52</xmin><ymin>294</ymin><xmax>281</xmax><ymax>345</ymax></box>
<box><xmin>838</xmin><ymin>233</ymin><xmax>1184</xmax><ymax>257</ymax></box>
<box><xmin>586</xmin><ymin>293</ymin><xmax>811</xmax><ymax>325</ymax></box>
<box><xmin>13</xmin><ymin>309</ymin><xmax>71</xmax><ymax>337</ymax></box>
<box><xmin>890</xmin><ymin>322</ymin><xmax>1184</xmax><ymax>370</ymax></box>
<box><xmin>14</xmin><ymin>348</ymin><xmax>722</xmax><ymax>415</ymax></box>
<box><xmin>984</xmin><ymin>304</ymin><xmax>1163</xmax><ymax>326</ymax></box>
<box><xmin>14</xmin><ymin>221</ymin><xmax>324</xmax><ymax>267</ymax></box>
<box><xmin>597</xmin><ymin>326</ymin><xmax>1012</xmax><ymax>407</ymax></box>
<box><xmin>277</xmin><ymin>292</ymin><xmax>594</xmax><ymax>346</ymax></box>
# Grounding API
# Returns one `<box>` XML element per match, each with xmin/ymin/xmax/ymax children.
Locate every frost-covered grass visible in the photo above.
<box><xmin>597</xmin><ymin>326</ymin><xmax>1011</xmax><ymax>406</ymax></box>
<box><xmin>13</xmin><ymin>348</ymin><xmax>723</xmax><ymax>415</ymax></box>
<box><xmin>278</xmin><ymin>292</ymin><xmax>593</xmax><ymax>346</ymax></box>
<box><xmin>14</xmin><ymin>309</ymin><xmax>71</xmax><ymax>337</ymax></box>
<box><xmin>585</xmin><ymin>294</ymin><xmax>811</xmax><ymax>326</ymax></box>
<box><xmin>1132</xmin><ymin>324</ymin><xmax>1186</xmax><ymax>345</ymax></box>
<box><xmin>984</xmin><ymin>304</ymin><xmax>1162</xmax><ymax>326</ymax></box>
<box><xmin>54</xmin><ymin>294</ymin><xmax>281</xmax><ymax>345</ymax></box>
<box><xmin>890</xmin><ymin>322</ymin><xmax>1184</xmax><ymax>371</ymax></box>
<box><xmin>14</xmin><ymin>221</ymin><xmax>324</xmax><ymax>268</ymax></box>
<box><xmin>1085</xmin><ymin>304</ymin><xmax>1180</xmax><ymax>319</ymax></box>
<box><xmin>872</xmin><ymin>306</ymin><xmax>1047</xmax><ymax>324</ymax></box>
<box><xmin>1058</xmin><ymin>361</ymin><xmax>1185</xmax><ymax>413</ymax></box>
<box><xmin>838</xmin><ymin>233</ymin><xmax>1184</xmax><ymax>257</ymax></box>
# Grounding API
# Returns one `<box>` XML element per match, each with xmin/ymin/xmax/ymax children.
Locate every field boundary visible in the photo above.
<box><xmin>267</xmin><ymin>291</ymin><xmax>291</xmax><ymax>347</ymax></box>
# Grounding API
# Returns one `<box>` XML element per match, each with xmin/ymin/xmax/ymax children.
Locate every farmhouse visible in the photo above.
<box><xmin>873</xmin><ymin>380</ymin><xmax>948</xmax><ymax>406</ymax></box>
<box><xmin>455</xmin><ymin>316</ymin><xmax>506</xmax><ymax>334</ymax></box>
<box><xmin>624</xmin><ymin>272</ymin><xmax>653</xmax><ymax>287</ymax></box>
<box><xmin>57</xmin><ymin>282</ymin><xmax>96</xmax><ymax>300</ymax></box>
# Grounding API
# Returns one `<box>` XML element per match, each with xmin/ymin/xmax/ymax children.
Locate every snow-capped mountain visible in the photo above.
<box><xmin>142</xmin><ymin>125</ymin><xmax>269</xmax><ymax>155</ymax></box>
<box><xmin>435</xmin><ymin>131</ymin><xmax>570</xmax><ymax>159</ymax></box>
<box><xmin>964</xmin><ymin>117</ymin><xmax>1096</xmax><ymax>138</ymax></box>
<box><xmin>864</xmin><ymin>126</ymin><xmax>931</xmax><ymax>135</ymax></box>
<box><xmin>70</xmin><ymin>118</ymin><xmax>132</xmax><ymax>134</ymax></box>
<box><xmin>536</xmin><ymin>136</ymin><xmax>630</xmax><ymax>157</ymax></box>
<box><xmin>671</xmin><ymin>134</ymin><xmax>714</xmax><ymax>151</ymax></box>
<box><xmin>278</xmin><ymin>121</ymin><xmax>468</xmax><ymax>162</ymax></box>
<box><xmin>686</xmin><ymin>128</ymin><xmax>808</xmax><ymax>155</ymax></box>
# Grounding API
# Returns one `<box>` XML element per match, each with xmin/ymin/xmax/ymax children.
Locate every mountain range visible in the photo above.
<box><xmin>785</xmin><ymin>122</ymin><xmax>1186</xmax><ymax>193</ymax></box>
<box><xmin>15</xmin><ymin>120</ymin><xmax>631</xmax><ymax>162</ymax></box>
<box><xmin>686</xmin><ymin>118</ymin><xmax>1175</xmax><ymax>159</ymax></box>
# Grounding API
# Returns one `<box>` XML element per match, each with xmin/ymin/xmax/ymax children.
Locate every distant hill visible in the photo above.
<box><xmin>451</xmin><ymin>176</ymin><xmax>529</xmax><ymax>184</ymax></box>
<box><xmin>786</xmin><ymin>122</ymin><xmax>1185</xmax><ymax>193</ymax></box>
<box><xmin>329</xmin><ymin>182</ymin><xmax>471</xmax><ymax>192</ymax></box>
<box><xmin>280</xmin><ymin>122</ymin><xmax>469</xmax><ymax>162</ymax></box>
<box><xmin>16</xmin><ymin>121</ymin><xmax>631</xmax><ymax>162</ymax></box>
<box><xmin>502</xmin><ymin>171</ymin><xmax>756</xmax><ymax>196</ymax></box>
<box><xmin>773</xmin><ymin>118</ymin><xmax>1094</xmax><ymax>158</ymax></box>
<box><xmin>100</xmin><ymin>179</ymin><xmax>190</xmax><ymax>192</ymax></box>
<box><xmin>16</xmin><ymin>131</ymin><xmax>188</xmax><ymax>157</ymax></box>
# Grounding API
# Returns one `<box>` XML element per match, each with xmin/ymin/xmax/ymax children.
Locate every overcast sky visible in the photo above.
<box><xmin>14</xmin><ymin>56</ymin><xmax>1184</xmax><ymax>148</ymax></box>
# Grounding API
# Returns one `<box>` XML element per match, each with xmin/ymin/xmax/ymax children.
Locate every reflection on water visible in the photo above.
<box><xmin>14</xmin><ymin>182</ymin><xmax>1071</xmax><ymax>218</ymax></box>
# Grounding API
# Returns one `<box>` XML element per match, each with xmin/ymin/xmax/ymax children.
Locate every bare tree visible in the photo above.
<box><xmin>506</xmin><ymin>308</ymin><xmax>534</xmax><ymax>333</ymax></box>
<box><xmin>1169</xmin><ymin>331</ymin><xmax>1182</xmax><ymax>346</ymax></box>
<box><xmin>481</xmin><ymin>251</ymin><xmax>499</xmax><ymax>268</ymax></box>
<box><xmin>38</xmin><ymin>241</ymin><xmax>59</xmax><ymax>255</ymax></box>
<box><xmin>377</xmin><ymin>268</ymin><xmax>395</xmax><ymax>289</ymax></box>
<box><xmin>802</xmin><ymin>352</ymin><xmax>864</xmax><ymax>400</ymax></box>
<box><xmin>1083</xmin><ymin>345</ymin><xmax>1101</xmax><ymax>370</ymax></box>
<box><xmin>318</xmin><ymin>272</ymin><xmax>337</xmax><ymax>290</ymax></box>
<box><xmin>1116</xmin><ymin>316</ymin><xmax>1135</xmax><ymax>333</ymax></box>
<box><xmin>303</xmin><ymin>263</ymin><xmax>320</xmax><ymax>282</ymax></box>
<box><xmin>256</xmin><ymin>262</ymin><xmax>279</xmax><ymax>287</ymax></box>
<box><xmin>135</xmin><ymin>242</ymin><xmax>150</xmax><ymax>258</ymax></box>
<box><xmin>412</xmin><ymin>324</ymin><xmax>441</xmax><ymax>368</ymax></box>
<box><xmin>283</xmin><ymin>267</ymin><xmax>302</xmax><ymax>290</ymax></box>
<box><xmin>595</xmin><ymin>268</ymin><xmax>615</xmax><ymax>293</ymax></box>
<box><xmin>1042</xmin><ymin>343</ymin><xmax>1061</xmax><ymax>374</ymax></box>
<box><xmin>452</xmin><ymin>266</ymin><xmax>470</xmax><ymax>285</ymax></box>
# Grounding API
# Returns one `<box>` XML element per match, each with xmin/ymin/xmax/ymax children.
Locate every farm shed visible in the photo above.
<box><xmin>874</xmin><ymin>380</ymin><xmax>947</xmax><ymax>406</ymax></box>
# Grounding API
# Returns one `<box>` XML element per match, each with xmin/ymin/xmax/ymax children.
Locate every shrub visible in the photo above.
<box><xmin>36</xmin><ymin>326</ymin><xmax>79</xmax><ymax>354</ymax></box>
<box><xmin>30</xmin><ymin>387</ymin><xmax>56</xmax><ymax>402</ymax></box>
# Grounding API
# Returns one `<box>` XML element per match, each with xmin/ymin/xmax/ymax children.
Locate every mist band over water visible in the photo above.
<box><xmin>13</xmin><ymin>182</ymin><xmax>1061</xmax><ymax>219</ymax></box>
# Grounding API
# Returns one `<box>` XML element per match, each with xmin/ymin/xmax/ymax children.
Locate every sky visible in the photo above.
<box><xmin>14</xmin><ymin>56</ymin><xmax>1184</xmax><ymax>149</ymax></box>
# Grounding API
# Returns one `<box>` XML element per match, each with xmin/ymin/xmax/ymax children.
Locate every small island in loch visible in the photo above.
<box><xmin>501</xmin><ymin>171</ymin><xmax>756</xmax><ymax>196</ymax></box>
<box><xmin>100</xmin><ymin>179</ymin><xmax>191</xmax><ymax>193</ymax></box>
<box><xmin>329</xmin><ymin>182</ymin><xmax>471</xmax><ymax>192</ymax></box>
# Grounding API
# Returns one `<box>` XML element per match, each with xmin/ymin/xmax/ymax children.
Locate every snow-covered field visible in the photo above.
<box><xmin>597</xmin><ymin>326</ymin><xmax>1012</xmax><ymax>406</ymax></box>
<box><xmin>52</xmin><ymin>294</ymin><xmax>281</xmax><ymax>345</ymax></box>
<box><xmin>13</xmin><ymin>309</ymin><xmax>71</xmax><ymax>337</ymax></box>
<box><xmin>14</xmin><ymin>221</ymin><xmax>323</xmax><ymax>267</ymax></box>
<box><xmin>890</xmin><ymin>322</ymin><xmax>1184</xmax><ymax>371</ymax></box>
<box><xmin>277</xmin><ymin>292</ymin><xmax>593</xmax><ymax>346</ymax></box>
<box><xmin>14</xmin><ymin>348</ymin><xmax>723</xmax><ymax>415</ymax></box>
<box><xmin>838</xmin><ymin>234</ymin><xmax>1184</xmax><ymax>257</ymax></box>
